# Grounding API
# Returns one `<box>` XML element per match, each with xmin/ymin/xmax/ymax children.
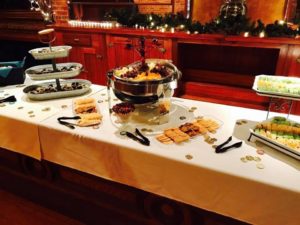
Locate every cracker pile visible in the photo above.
<box><xmin>74</xmin><ymin>98</ymin><xmax>102</xmax><ymax>127</ymax></box>
<box><xmin>156</xmin><ymin>117</ymin><xmax>220</xmax><ymax>144</ymax></box>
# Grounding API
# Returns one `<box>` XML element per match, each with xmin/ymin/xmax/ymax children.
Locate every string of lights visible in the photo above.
<box><xmin>29</xmin><ymin>0</ymin><xmax>53</xmax><ymax>22</ymax></box>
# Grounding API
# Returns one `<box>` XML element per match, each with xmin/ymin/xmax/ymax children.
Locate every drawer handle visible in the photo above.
<box><xmin>73</xmin><ymin>38</ymin><xmax>80</xmax><ymax>42</ymax></box>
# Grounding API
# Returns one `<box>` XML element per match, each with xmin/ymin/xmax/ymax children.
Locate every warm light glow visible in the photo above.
<box><xmin>180</xmin><ymin>24</ymin><xmax>185</xmax><ymax>29</ymax></box>
<box><xmin>68</xmin><ymin>20</ymin><xmax>120</xmax><ymax>28</ymax></box>
<box><xmin>161</xmin><ymin>28</ymin><xmax>165</xmax><ymax>32</ymax></box>
<box><xmin>186</xmin><ymin>31</ymin><xmax>191</xmax><ymax>34</ymax></box>
<box><xmin>29</xmin><ymin>0</ymin><xmax>53</xmax><ymax>22</ymax></box>
<box><xmin>259</xmin><ymin>31</ymin><xmax>265</xmax><ymax>38</ymax></box>
<box><xmin>278</xmin><ymin>20</ymin><xmax>285</xmax><ymax>25</ymax></box>
<box><xmin>244</xmin><ymin>32</ymin><xmax>249</xmax><ymax>37</ymax></box>
<box><xmin>171</xmin><ymin>28</ymin><xmax>175</xmax><ymax>33</ymax></box>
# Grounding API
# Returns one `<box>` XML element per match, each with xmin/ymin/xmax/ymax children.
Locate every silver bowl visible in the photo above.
<box><xmin>108</xmin><ymin>59</ymin><xmax>181</xmax><ymax>104</ymax></box>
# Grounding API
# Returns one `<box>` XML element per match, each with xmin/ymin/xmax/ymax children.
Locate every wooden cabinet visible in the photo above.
<box><xmin>55</xmin><ymin>31</ymin><xmax>108</xmax><ymax>85</ymax></box>
<box><xmin>105</xmin><ymin>35</ymin><xmax>136</xmax><ymax>70</ymax></box>
<box><xmin>106</xmin><ymin>35</ymin><xmax>172</xmax><ymax>70</ymax></box>
<box><xmin>285</xmin><ymin>45</ymin><xmax>300</xmax><ymax>76</ymax></box>
<box><xmin>176</xmin><ymin>37</ymin><xmax>292</xmax><ymax>110</ymax></box>
<box><xmin>53</xmin><ymin>26</ymin><xmax>300</xmax><ymax>113</ymax></box>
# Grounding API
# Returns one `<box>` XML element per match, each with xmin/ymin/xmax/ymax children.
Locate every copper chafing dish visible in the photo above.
<box><xmin>107</xmin><ymin>59</ymin><xmax>181</xmax><ymax>104</ymax></box>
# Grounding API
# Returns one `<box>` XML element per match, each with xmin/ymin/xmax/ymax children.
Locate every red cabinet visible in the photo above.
<box><xmin>54</xmin><ymin>27</ymin><xmax>300</xmax><ymax>113</ymax></box>
<box><xmin>106</xmin><ymin>35</ymin><xmax>172</xmax><ymax>70</ymax></box>
<box><xmin>55</xmin><ymin>31</ymin><xmax>108</xmax><ymax>85</ymax></box>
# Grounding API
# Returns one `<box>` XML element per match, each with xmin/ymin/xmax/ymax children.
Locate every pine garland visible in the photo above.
<box><xmin>104</xmin><ymin>10</ymin><xmax>300</xmax><ymax>38</ymax></box>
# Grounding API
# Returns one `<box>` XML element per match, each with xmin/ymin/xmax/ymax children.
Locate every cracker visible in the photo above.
<box><xmin>156</xmin><ymin>134</ymin><xmax>173</xmax><ymax>144</ymax></box>
<box><xmin>164</xmin><ymin>128</ymin><xmax>190</xmax><ymax>143</ymax></box>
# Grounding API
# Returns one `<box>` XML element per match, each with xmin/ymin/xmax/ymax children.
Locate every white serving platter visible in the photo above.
<box><xmin>29</xmin><ymin>45</ymin><xmax>72</xmax><ymax>60</ymax></box>
<box><xmin>25</xmin><ymin>62</ymin><xmax>82</xmax><ymax>80</ymax></box>
<box><xmin>23</xmin><ymin>79</ymin><xmax>91</xmax><ymax>101</ymax></box>
<box><xmin>249</xmin><ymin>118</ymin><xmax>300</xmax><ymax>160</ymax></box>
<box><xmin>252</xmin><ymin>75</ymin><xmax>300</xmax><ymax>101</ymax></box>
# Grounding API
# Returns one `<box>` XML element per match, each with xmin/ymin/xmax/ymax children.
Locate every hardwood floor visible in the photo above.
<box><xmin>0</xmin><ymin>189</ymin><xmax>83</xmax><ymax>225</ymax></box>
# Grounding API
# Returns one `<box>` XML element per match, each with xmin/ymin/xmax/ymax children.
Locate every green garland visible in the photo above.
<box><xmin>104</xmin><ymin>9</ymin><xmax>299</xmax><ymax>38</ymax></box>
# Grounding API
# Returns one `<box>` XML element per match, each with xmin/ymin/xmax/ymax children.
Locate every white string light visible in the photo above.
<box><xmin>68</xmin><ymin>20</ymin><xmax>120</xmax><ymax>29</ymax></box>
<box><xmin>29</xmin><ymin>0</ymin><xmax>53</xmax><ymax>22</ymax></box>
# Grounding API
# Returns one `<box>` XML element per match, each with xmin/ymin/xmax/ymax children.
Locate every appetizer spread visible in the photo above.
<box><xmin>255</xmin><ymin>75</ymin><xmax>300</xmax><ymax>96</ymax></box>
<box><xmin>156</xmin><ymin>116</ymin><xmax>220</xmax><ymax>144</ymax></box>
<box><xmin>29</xmin><ymin>82</ymin><xmax>88</xmax><ymax>94</ymax></box>
<box><xmin>27</xmin><ymin>64</ymin><xmax>80</xmax><ymax>75</ymax></box>
<box><xmin>29</xmin><ymin>46</ymin><xmax>72</xmax><ymax>60</ymax></box>
<box><xmin>254</xmin><ymin>116</ymin><xmax>300</xmax><ymax>152</ymax></box>
<box><xmin>74</xmin><ymin>97</ymin><xmax>102</xmax><ymax>127</ymax></box>
<box><xmin>112</xmin><ymin>102</ymin><xmax>135</xmax><ymax>122</ymax></box>
<box><xmin>114</xmin><ymin>62</ymin><xmax>172</xmax><ymax>82</ymax></box>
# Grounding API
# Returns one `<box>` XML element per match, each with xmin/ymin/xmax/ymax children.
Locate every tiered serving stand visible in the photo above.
<box><xmin>23</xmin><ymin>29</ymin><xmax>91</xmax><ymax>100</ymax></box>
<box><xmin>248</xmin><ymin>75</ymin><xmax>300</xmax><ymax>160</ymax></box>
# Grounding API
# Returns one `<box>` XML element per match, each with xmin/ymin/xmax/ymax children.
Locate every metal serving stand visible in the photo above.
<box><xmin>24</xmin><ymin>29</ymin><xmax>91</xmax><ymax>100</ymax></box>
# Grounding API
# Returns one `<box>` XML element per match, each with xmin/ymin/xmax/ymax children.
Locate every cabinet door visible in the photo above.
<box><xmin>55</xmin><ymin>32</ymin><xmax>107</xmax><ymax>85</ymax></box>
<box><xmin>285</xmin><ymin>45</ymin><xmax>300</xmax><ymax>114</ymax></box>
<box><xmin>286</xmin><ymin>45</ymin><xmax>300</xmax><ymax>76</ymax></box>
<box><xmin>106</xmin><ymin>35</ymin><xmax>135</xmax><ymax>70</ymax></box>
<box><xmin>143</xmin><ymin>38</ymin><xmax>172</xmax><ymax>60</ymax></box>
<box><xmin>106</xmin><ymin>35</ymin><xmax>173</xmax><ymax>70</ymax></box>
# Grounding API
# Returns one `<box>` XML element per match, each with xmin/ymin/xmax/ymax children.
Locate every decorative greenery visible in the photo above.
<box><xmin>104</xmin><ymin>9</ymin><xmax>300</xmax><ymax>38</ymax></box>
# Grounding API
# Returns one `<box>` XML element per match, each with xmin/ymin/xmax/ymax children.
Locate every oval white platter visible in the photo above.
<box><xmin>25</xmin><ymin>62</ymin><xmax>83</xmax><ymax>80</ymax></box>
<box><xmin>23</xmin><ymin>79</ymin><xmax>91</xmax><ymax>101</ymax></box>
<box><xmin>29</xmin><ymin>45</ymin><xmax>72</xmax><ymax>60</ymax></box>
<box><xmin>253</xmin><ymin>75</ymin><xmax>300</xmax><ymax>101</ymax></box>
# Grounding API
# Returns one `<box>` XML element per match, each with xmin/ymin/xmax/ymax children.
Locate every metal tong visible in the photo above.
<box><xmin>215</xmin><ymin>136</ymin><xmax>243</xmax><ymax>153</ymax></box>
<box><xmin>120</xmin><ymin>128</ymin><xmax>150</xmax><ymax>146</ymax></box>
<box><xmin>0</xmin><ymin>95</ymin><xmax>17</xmax><ymax>103</ymax></box>
<box><xmin>57</xmin><ymin>116</ymin><xmax>81</xmax><ymax>129</ymax></box>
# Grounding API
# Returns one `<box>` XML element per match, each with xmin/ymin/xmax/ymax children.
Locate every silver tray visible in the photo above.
<box><xmin>26</xmin><ymin>63</ymin><xmax>82</xmax><ymax>80</ymax></box>
<box><xmin>253</xmin><ymin>75</ymin><xmax>300</xmax><ymax>101</ymax></box>
<box><xmin>249</xmin><ymin>118</ymin><xmax>300</xmax><ymax>160</ymax></box>
<box><xmin>29</xmin><ymin>46</ymin><xmax>72</xmax><ymax>60</ymax></box>
<box><xmin>108</xmin><ymin>59</ymin><xmax>181</xmax><ymax>104</ymax></box>
<box><xmin>23</xmin><ymin>79</ymin><xmax>91</xmax><ymax>101</ymax></box>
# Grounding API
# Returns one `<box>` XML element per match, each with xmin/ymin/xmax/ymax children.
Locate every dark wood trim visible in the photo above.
<box><xmin>284</xmin><ymin>0</ymin><xmax>298</xmax><ymax>21</ymax></box>
<box><xmin>0</xmin><ymin>10</ymin><xmax>43</xmax><ymax>21</ymax></box>
<box><xmin>72</xmin><ymin>2</ymin><xmax>172</xmax><ymax>5</ymax></box>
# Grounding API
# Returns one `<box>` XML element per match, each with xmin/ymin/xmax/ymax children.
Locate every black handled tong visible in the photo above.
<box><xmin>57</xmin><ymin>116</ymin><xmax>81</xmax><ymax>129</ymax></box>
<box><xmin>215</xmin><ymin>136</ymin><xmax>243</xmax><ymax>153</ymax></box>
<box><xmin>0</xmin><ymin>95</ymin><xmax>17</xmax><ymax>103</ymax></box>
<box><xmin>121</xmin><ymin>128</ymin><xmax>150</xmax><ymax>146</ymax></box>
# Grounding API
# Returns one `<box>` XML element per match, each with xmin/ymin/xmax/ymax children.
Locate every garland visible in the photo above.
<box><xmin>104</xmin><ymin>9</ymin><xmax>299</xmax><ymax>38</ymax></box>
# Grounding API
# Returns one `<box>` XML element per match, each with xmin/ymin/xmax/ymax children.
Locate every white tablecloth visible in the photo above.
<box><xmin>38</xmin><ymin>88</ymin><xmax>300</xmax><ymax>225</ymax></box>
<box><xmin>0</xmin><ymin>82</ymin><xmax>104</xmax><ymax>159</ymax></box>
<box><xmin>1</xmin><ymin>82</ymin><xmax>300</xmax><ymax>225</ymax></box>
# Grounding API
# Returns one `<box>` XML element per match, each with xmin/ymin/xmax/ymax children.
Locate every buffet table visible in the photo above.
<box><xmin>0</xmin><ymin>82</ymin><xmax>300</xmax><ymax>225</ymax></box>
